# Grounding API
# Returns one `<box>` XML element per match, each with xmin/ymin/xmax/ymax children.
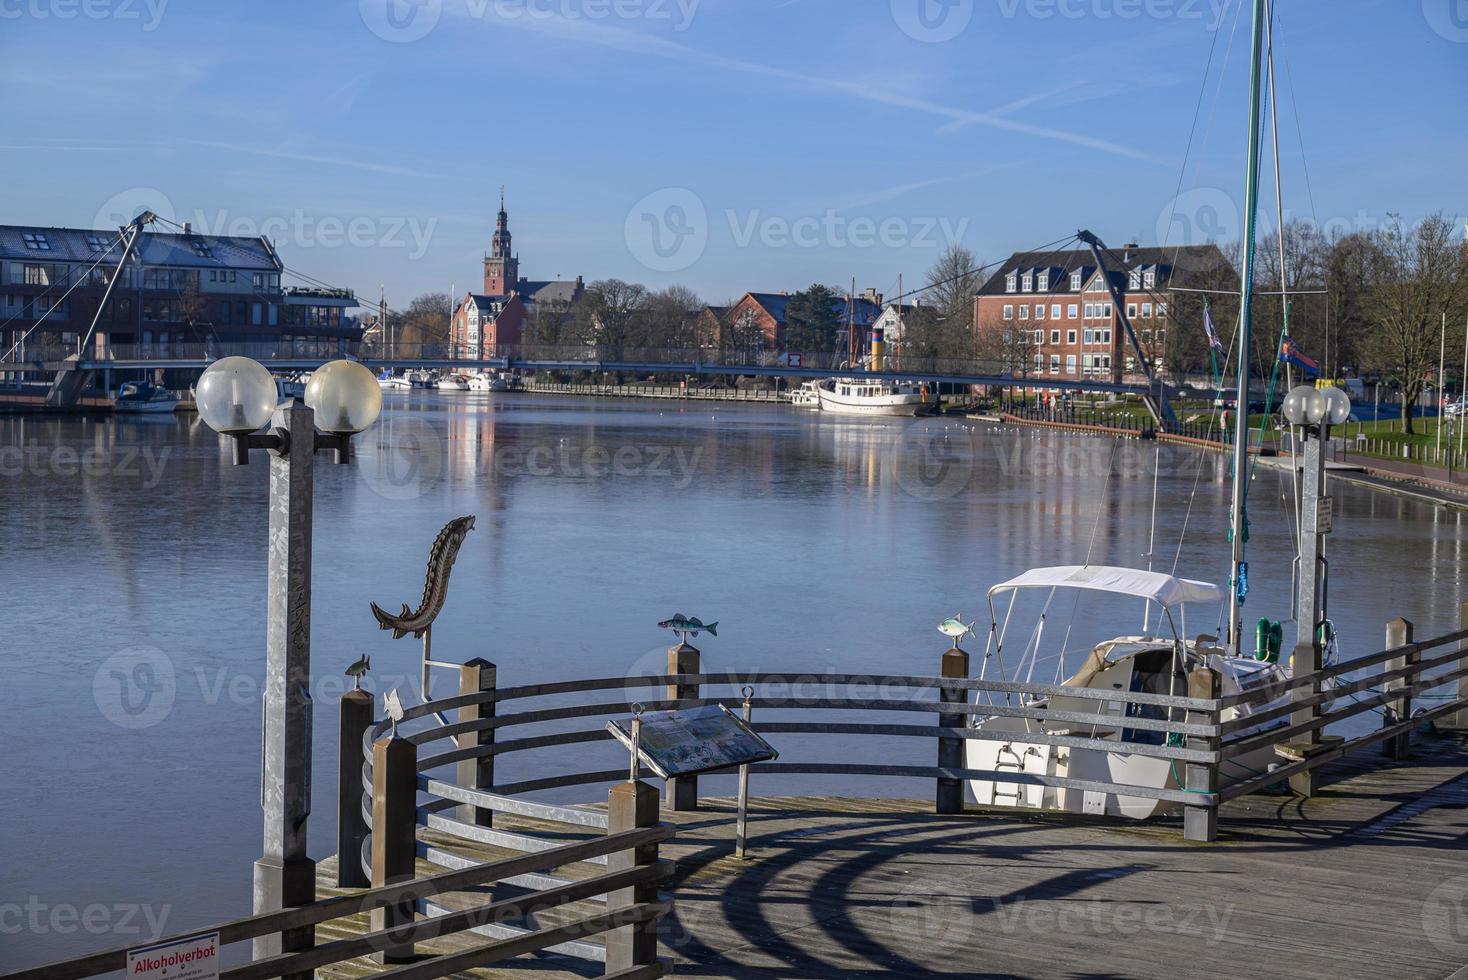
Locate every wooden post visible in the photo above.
<box><xmin>1288</xmin><ymin>639</ymin><xmax>1323</xmax><ymax>798</ymax></box>
<box><xmin>371</xmin><ymin>732</ymin><xmax>418</xmax><ymax>964</ymax></box>
<box><xmin>664</xmin><ymin>643</ymin><xmax>700</xmax><ymax>811</ymax></box>
<box><xmin>604</xmin><ymin>779</ymin><xmax>661</xmax><ymax>975</ymax></box>
<box><xmin>457</xmin><ymin>659</ymin><xmax>497</xmax><ymax>827</ymax></box>
<box><xmin>1384</xmin><ymin>618</ymin><xmax>1417</xmax><ymax>759</ymax></box>
<box><xmin>1183</xmin><ymin>666</ymin><xmax>1221</xmax><ymax>843</ymax></box>
<box><xmin>335</xmin><ymin>689</ymin><xmax>373</xmax><ymax>888</ymax></box>
<box><xmin>1442</xmin><ymin>602</ymin><xmax>1468</xmax><ymax>731</ymax></box>
<box><xmin>937</xmin><ymin>647</ymin><xmax>970</xmax><ymax>815</ymax></box>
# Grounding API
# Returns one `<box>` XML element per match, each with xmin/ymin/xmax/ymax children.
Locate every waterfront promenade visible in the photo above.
<box><xmin>303</xmin><ymin>730</ymin><xmax>1468</xmax><ymax>978</ymax></box>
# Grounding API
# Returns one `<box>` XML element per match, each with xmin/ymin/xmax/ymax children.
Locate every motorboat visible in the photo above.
<box><xmin>816</xmin><ymin>377</ymin><xmax>935</xmax><ymax>416</ymax></box>
<box><xmin>436</xmin><ymin>374</ymin><xmax>470</xmax><ymax>391</ymax></box>
<box><xmin>469</xmin><ymin>371</ymin><xmax>515</xmax><ymax>392</ymax></box>
<box><xmin>788</xmin><ymin>380</ymin><xmax>824</xmax><ymax>409</ymax></box>
<box><xmin>965</xmin><ymin>565</ymin><xmax>1306</xmax><ymax>819</ymax></box>
<box><xmin>378</xmin><ymin>369</ymin><xmax>412</xmax><ymax>390</ymax></box>
<box><xmin>114</xmin><ymin>381</ymin><xmax>179</xmax><ymax>414</ymax></box>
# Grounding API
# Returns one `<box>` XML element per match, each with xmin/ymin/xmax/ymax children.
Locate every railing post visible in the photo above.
<box><xmin>457</xmin><ymin>658</ymin><xmax>497</xmax><ymax>827</ymax></box>
<box><xmin>664</xmin><ymin>642</ymin><xmax>700</xmax><ymax>811</ymax></box>
<box><xmin>371</xmin><ymin>730</ymin><xmax>418</xmax><ymax>964</ymax></box>
<box><xmin>1287</xmin><ymin>638</ymin><xmax>1324</xmax><ymax>798</ymax></box>
<box><xmin>605</xmin><ymin>779</ymin><xmax>661</xmax><ymax>975</ymax></box>
<box><xmin>1183</xmin><ymin>666</ymin><xmax>1221</xmax><ymax>843</ymax></box>
<box><xmin>937</xmin><ymin>646</ymin><xmax>970</xmax><ymax>815</ymax></box>
<box><xmin>1443</xmin><ymin>602</ymin><xmax>1468</xmax><ymax>731</ymax></box>
<box><xmin>1384</xmin><ymin>618</ymin><xmax>1417</xmax><ymax>759</ymax></box>
<box><xmin>336</xmin><ymin>688</ymin><xmax>373</xmax><ymax>888</ymax></box>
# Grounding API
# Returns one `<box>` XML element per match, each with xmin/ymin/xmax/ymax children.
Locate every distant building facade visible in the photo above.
<box><xmin>451</xmin><ymin>194</ymin><xmax>585</xmax><ymax>358</ymax></box>
<box><xmin>973</xmin><ymin>244</ymin><xmax>1229</xmax><ymax>383</ymax></box>
<box><xmin>0</xmin><ymin>224</ymin><xmax>361</xmax><ymax>360</ymax></box>
<box><xmin>721</xmin><ymin>290</ymin><xmax>884</xmax><ymax>352</ymax></box>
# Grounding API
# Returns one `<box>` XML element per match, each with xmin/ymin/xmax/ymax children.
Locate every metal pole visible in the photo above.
<box><xmin>1295</xmin><ymin>424</ymin><xmax>1327</xmax><ymax>652</ymax></box>
<box><xmin>1228</xmin><ymin>0</ymin><xmax>1270</xmax><ymax>658</ymax></box>
<box><xmin>736</xmin><ymin>687</ymin><xmax>753</xmax><ymax>860</ymax></box>
<box><xmin>252</xmin><ymin>399</ymin><xmax>317</xmax><ymax>962</ymax></box>
<box><xmin>1437</xmin><ymin>312</ymin><xmax>1446</xmax><ymax>457</ymax></box>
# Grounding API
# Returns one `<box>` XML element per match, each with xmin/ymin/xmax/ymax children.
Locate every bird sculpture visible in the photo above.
<box><xmin>383</xmin><ymin>688</ymin><xmax>405</xmax><ymax>737</ymax></box>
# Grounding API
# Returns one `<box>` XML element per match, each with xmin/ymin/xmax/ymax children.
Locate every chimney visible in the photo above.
<box><xmin>1123</xmin><ymin>242</ymin><xmax>1138</xmax><ymax>262</ymax></box>
<box><xmin>183</xmin><ymin>222</ymin><xmax>192</xmax><ymax>235</ymax></box>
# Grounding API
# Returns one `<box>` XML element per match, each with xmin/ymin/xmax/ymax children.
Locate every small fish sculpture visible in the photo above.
<box><xmin>659</xmin><ymin>614</ymin><xmax>718</xmax><ymax>641</ymax></box>
<box><xmin>383</xmin><ymin>688</ymin><xmax>405</xmax><ymax>736</ymax></box>
<box><xmin>371</xmin><ymin>515</ymin><xmax>476</xmax><ymax>639</ymax></box>
<box><xmin>938</xmin><ymin>615</ymin><xmax>976</xmax><ymax>648</ymax></box>
<box><xmin>345</xmin><ymin>654</ymin><xmax>370</xmax><ymax>691</ymax></box>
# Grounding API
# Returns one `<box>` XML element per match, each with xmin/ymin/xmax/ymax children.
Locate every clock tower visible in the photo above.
<box><xmin>482</xmin><ymin>187</ymin><xmax>519</xmax><ymax>296</ymax></box>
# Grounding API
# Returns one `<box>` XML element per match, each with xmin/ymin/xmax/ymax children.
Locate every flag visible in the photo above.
<box><xmin>1278</xmin><ymin>336</ymin><xmax>1320</xmax><ymax>375</ymax></box>
<box><xmin>1202</xmin><ymin>305</ymin><xmax>1224</xmax><ymax>355</ymax></box>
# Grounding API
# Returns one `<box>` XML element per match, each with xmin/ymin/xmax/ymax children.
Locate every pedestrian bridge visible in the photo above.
<box><xmin>22</xmin><ymin>341</ymin><xmax>1185</xmax><ymax>404</ymax></box>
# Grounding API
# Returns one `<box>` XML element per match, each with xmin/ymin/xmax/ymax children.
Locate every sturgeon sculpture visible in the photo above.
<box><xmin>371</xmin><ymin>515</ymin><xmax>476</xmax><ymax>639</ymax></box>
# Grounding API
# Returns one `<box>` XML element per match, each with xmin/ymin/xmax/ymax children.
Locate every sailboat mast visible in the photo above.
<box><xmin>1265</xmin><ymin>0</ymin><xmax>1292</xmax><ymax>392</ymax></box>
<box><xmin>1228</xmin><ymin>0</ymin><xmax>1270</xmax><ymax>657</ymax></box>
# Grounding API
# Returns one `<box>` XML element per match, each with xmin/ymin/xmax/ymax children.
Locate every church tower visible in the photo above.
<box><xmin>483</xmin><ymin>187</ymin><xmax>520</xmax><ymax>296</ymax></box>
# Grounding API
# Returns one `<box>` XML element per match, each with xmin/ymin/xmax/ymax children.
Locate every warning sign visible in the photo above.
<box><xmin>126</xmin><ymin>932</ymin><xmax>219</xmax><ymax>980</ymax></box>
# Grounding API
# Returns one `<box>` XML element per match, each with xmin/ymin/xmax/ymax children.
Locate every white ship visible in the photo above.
<box><xmin>816</xmin><ymin>378</ymin><xmax>934</xmax><ymax>416</ymax></box>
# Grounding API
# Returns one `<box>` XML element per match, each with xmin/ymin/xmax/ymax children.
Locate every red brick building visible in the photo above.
<box><xmin>450</xmin><ymin>193</ymin><xmax>584</xmax><ymax>357</ymax></box>
<box><xmin>973</xmin><ymin>244</ymin><xmax>1228</xmax><ymax>384</ymax></box>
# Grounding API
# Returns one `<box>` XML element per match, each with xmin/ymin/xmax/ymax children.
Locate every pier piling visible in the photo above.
<box><xmin>457</xmin><ymin>659</ymin><xmax>497</xmax><ymax>827</ymax></box>
<box><xmin>936</xmin><ymin>646</ymin><xmax>970</xmax><ymax>815</ymax></box>
<box><xmin>1384</xmin><ymin>618</ymin><xmax>1417</xmax><ymax>759</ymax></box>
<box><xmin>370</xmin><ymin>732</ymin><xmax>418</xmax><ymax>964</ymax></box>
<box><xmin>1289</xmin><ymin>638</ymin><xmax>1325</xmax><ymax>797</ymax></box>
<box><xmin>335</xmin><ymin>688</ymin><xmax>373</xmax><ymax>888</ymax></box>
<box><xmin>605</xmin><ymin>779</ymin><xmax>662</xmax><ymax>974</ymax></box>
<box><xmin>1183</xmin><ymin>666</ymin><xmax>1221</xmax><ymax>842</ymax></box>
<box><xmin>664</xmin><ymin>643</ymin><xmax>700</xmax><ymax>811</ymax></box>
<box><xmin>1444</xmin><ymin>602</ymin><xmax>1468</xmax><ymax>732</ymax></box>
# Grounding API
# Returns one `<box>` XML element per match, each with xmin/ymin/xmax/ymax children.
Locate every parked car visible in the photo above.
<box><xmin>1445</xmin><ymin>396</ymin><xmax>1468</xmax><ymax>419</ymax></box>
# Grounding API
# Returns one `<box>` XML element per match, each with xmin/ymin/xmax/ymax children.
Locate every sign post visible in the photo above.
<box><xmin>127</xmin><ymin>933</ymin><xmax>219</xmax><ymax>980</ymax></box>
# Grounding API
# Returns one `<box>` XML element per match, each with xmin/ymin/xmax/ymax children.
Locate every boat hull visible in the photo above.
<box><xmin>816</xmin><ymin>392</ymin><xmax>929</xmax><ymax>416</ymax></box>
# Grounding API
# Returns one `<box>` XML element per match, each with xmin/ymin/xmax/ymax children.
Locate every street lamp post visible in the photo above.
<box><xmin>1280</xmin><ymin>383</ymin><xmax>1351</xmax><ymax>795</ymax></box>
<box><xmin>195</xmin><ymin>356</ymin><xmax>382</xmax><ymax>963</ymax></box>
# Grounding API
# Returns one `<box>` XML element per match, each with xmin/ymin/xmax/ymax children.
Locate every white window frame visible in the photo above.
<box><xmin>1067</xmin><ymin>304</ymin><xmax>1078</xmax><ymax>320</ymax></box>
<box><xmin>1021</xmin><ymin>273</ymin><xmax>1033</xmax><ymax>292</ymax></box>
<box><xmin>1066</xmin><ymin>354</ymin><xmax>1078</xmax><ymax>374</ymax></box>
<box><xmin>1018</xmin><ymin>305</ymin><xmax>1029</xmax><ymax>320</ymax></box>
<box><xmin>1049</xmin><ymin>354</ymin><xmax>1061</xmax><ymax>374</ymax></box>
<box><xmin>1143</xmin><ymin>270</ymin><xmax>1156</xmax><ymax>288</ymax></box>
<box><xmin>1035</xmin><ymin>305</ymin><xmax>1046</xmax><ymax>321</ymax></box>
<box><xmin>1127</xmin><ymin>302</ymin><xmax>1138</xmax><ymax>318</ymax></box>
<box><xmin>1142</xmin><ymin>302</ymin><xmax>1154</xmax><ymax>318</ymax></box>
<box><xmin>1005</xmin><ymin>273</ymin><xmax>1017</xmax><ymax>293</ymax></box>
<box><xmin>1002</xmin><ymin>304</ymin><xmax>1014</xmax><ymax>320</ymax></box>
<box><xmin>1067</xmin><ymin>330</ymin><xmax>1077</xmax><ymax>344</ymax></box>
<box><xmin>1070</xmin><ymin>272</ymin><xmax>1082</xmax><ymax>290</ymax></box>
<box><xmin>1037</xmin><ymin>272</ymin><xmax>1049</xmax><ymax>292</ymax></box>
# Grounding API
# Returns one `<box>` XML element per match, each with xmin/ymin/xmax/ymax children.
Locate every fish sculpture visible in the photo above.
<box><xmin>371</xmin><ymin>515</ymin><xmax>476</xmax><ymax>639</ymax></box>
<box><xmin>659</xmin><ymin>614</ymin><xmax>718</xmax><ymax>641</ymax></box>
<box><xmin>938</xmin><ymin>615</ymin><xmax>976</xmax><ymax>648</ymax></box>
<box><xmin>345</xmin><ymin>654</ymin><xmax>370</xmax><ymax>691</ymax></box>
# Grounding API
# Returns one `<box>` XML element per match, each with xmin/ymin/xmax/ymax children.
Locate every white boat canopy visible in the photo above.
<box><xmin>988</xmin><ymin>565</ymin><xmax>1225</xmax><ymax>610</ymax></box>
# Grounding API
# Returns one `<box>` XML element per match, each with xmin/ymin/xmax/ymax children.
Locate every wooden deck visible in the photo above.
<box><xmin>319</xmin><ymin>731</ymin><xmax>1468</xmax><ymax>979</ymax></box>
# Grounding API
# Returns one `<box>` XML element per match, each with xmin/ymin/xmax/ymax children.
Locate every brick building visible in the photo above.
<box><xmin>720</xmin><ymin>290</ymin><xmax>884</xmax><ymax>352</ymax></box>
<box><xmin>450</xmin><ymin>193</ymin><xmax>584</xmax><ymax>358</ymax></box>
<box><xmin>0</xmin><ymin>224</ymin><xmax>361</xmax><ymax>361</ymax></box>
<box><xmin>973</xmin><ymin>244</ymin><xmax>1229</xmax><ymax>383</ymax></box>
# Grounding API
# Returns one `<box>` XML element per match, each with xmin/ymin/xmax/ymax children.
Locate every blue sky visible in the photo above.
<box><xmin>1</xmin><ymin>0</ymin><xmax>1464</xmax><ymax>307</ymax></box>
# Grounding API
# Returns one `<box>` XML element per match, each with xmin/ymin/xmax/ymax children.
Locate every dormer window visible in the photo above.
<box><xmin>1021</xmin><ymin>272</ymin><xmax>1033</xmax><ymax>292</ymax></box>
<box><xmin>1089</xmin><ymin>276</ymin><xmax>1108</xmax><ymax>293</ymax></box>
<box><xmin>1070</xmin><ymin>272</ymin><xmax>1082</xmax><ymax>291</ymax></box>
<box><xmin>1128</xmin><ymin>270</ymin><xmax>1141</xmax><ymax>289</ymax></box>
<box><xmin>1005</xmin><ymin>273</ymin><xmax>1017</xmax><ymax>293</ymax></box>
<box><xmin>1143</xmin><ymin>270</ymin><xmax>1156</xmax><ymax>289</ymax></box>
<box><xmin>1037</xmin><ymin>271</ymin><xmax>1049</xmax><ymax>292</ymax></box>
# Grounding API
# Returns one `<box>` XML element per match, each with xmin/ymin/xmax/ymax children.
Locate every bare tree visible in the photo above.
<box><xmin>575</xmin><ymin>278</ymin><xmax>648</xmax><ymax>354</ymax></box>
<box><xmin>642</xmin><ymin>285</ymin><xmax>704</xmax><ymax>351</ymax></box>
<box><xmin>925</xmin><ymin>243</ymin><xmax>982</xmax><ymax>332</ymax></box>
<box><xmin>1361</xmin><ymin>213</ymin><xmax>1468</xmax><ymax>433</ymax></box>
<box><xmin>396</xmin><ymin>292</ymin><xmax>453</xmax><ymax>352</ymax></box>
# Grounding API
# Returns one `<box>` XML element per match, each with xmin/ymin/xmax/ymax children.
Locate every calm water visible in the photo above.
<box><xmin>3</xmin><ymin>392</ymin><xmax>1465</xmax><ymax>966</ymax></box>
